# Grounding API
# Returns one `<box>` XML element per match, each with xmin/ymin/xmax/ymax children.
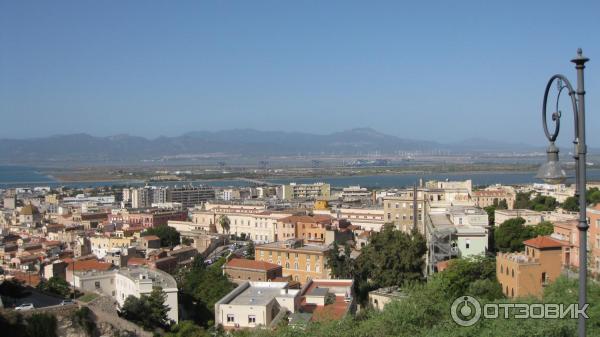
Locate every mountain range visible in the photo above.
<box><xmin>0</xmin><ymin>128</ymin><xmax>542</xmax><ymax>164</ymax></box>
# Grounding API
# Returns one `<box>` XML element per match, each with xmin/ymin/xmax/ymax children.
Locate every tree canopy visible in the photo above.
<box><xmin>513</xmin><ymin>192</ymin><xmax>557</xmax><ymax>211</ymax></box>
<box><xmin>494</xmin><ymin>217</ymin><xmax>555</xmax><ymax>252</ymax></box>
<box><xmin>353</xmin><ymin>224</ymin><xmax>427</xmax><ymax>302</ymax></box>
<box><xmin>143</xmin><ymin>225</ymin><xmax>181</xmax><ymax>247</ymax></box>
<box><xmin>120</xmin><ymin>286</ymin><xmax>172</xmax><ymax>331</ymax></box>
<box><xmin>37</xmin><ymin>276</ymin><xmax>71</xmax><ymax>298</ymax></box>
<box><xmin>179</xmin><ymin>257</ymin><xmax>236</xmax><ymax>327</ymax></box>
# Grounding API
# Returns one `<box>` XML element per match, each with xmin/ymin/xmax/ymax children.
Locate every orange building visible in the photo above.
<box><xmin>550</xmin><ymin>220</ymin><xmax>580</xmax><ymax>268</ymax></box>
<box><xmin>255</xmin><ymin>239</ymin><xmax>330</xmax><ymax>284</ymax></box>
<box><xmin>496</xmin><ymin>236</ymin><xmax>564</xmax><ymax>298</ymax></box>
<box><xmin>586</xmin><ymin>204</ymin><xmax>600</xmax><ymax>275</ymax></box>
<box><xmin>276</xmin><ymin>215</ymin><xmax>332</xmax><ymax>243</ymax></box>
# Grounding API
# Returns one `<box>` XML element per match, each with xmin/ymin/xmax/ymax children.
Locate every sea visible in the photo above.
<box><xmin>1</xmin><ymin>165</ymin><xmax>600</xmax><ymax>190</ymax></box>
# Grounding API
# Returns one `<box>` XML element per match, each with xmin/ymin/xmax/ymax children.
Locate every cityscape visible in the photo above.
<box><xmin>1</xmin><ymin>2</ymin><xmax>599</xmax><ymax>337</ymax></box>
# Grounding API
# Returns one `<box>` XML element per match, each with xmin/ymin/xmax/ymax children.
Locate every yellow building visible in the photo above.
<box><xmin>496</xmin><ymin>236</ymin><xmax>564</xmax><ymax>298</ymax></box>
<box><xmin>255</xmin><ymin>239</ymin><xmax>330</xmax><ymax>283</ymax></box>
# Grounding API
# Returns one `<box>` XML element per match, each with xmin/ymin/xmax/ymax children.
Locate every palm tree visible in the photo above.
<box><xmin>218</xmin><ymin>215</ymin><xmax>230</xmax><ymax>234</ymax></box>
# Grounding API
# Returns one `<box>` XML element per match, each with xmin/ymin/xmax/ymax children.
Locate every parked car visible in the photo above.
<box><xmin>60</xmin><ymin>299</ymin><xmax>75</xmax><ymax>306</ymax></box>
<box><xmin>15</xmin><ymin>303</ymin><xmax>34</xmax><ymax>311</ymax></box>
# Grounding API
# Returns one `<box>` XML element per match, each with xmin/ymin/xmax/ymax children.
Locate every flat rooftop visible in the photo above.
<box><xmin>257</xmin><ymin>241</ymin><xmax>331</xmax><ymax>252</ymax></box>
<box><xmin>227</xmin><ymin>282</ymin><xmax>294</xmax><ymax>306</ymax></box>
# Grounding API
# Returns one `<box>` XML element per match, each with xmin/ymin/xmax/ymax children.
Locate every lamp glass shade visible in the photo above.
<box><xmin>535</xmin><ymin>160</ymin><xmax>567</xmax><ymax>184</ymax></box>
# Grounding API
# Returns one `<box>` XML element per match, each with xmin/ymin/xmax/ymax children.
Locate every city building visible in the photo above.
<box><xmin>277</xmin><ymin>183</ymin><xmax>331</xmax><ymax>200</ymax></box>
<box><xmin>368</xmin><ymin>286</ymin><xmax>408</xmax><ymax>311</ymax></box>
<box><xmin>383</xmin><ymin>189</ymin><xmax>426</xmax><ymax>233</ymax></box>
<box><xmin>340</xmin><ymin>186</ymin><xmax>371</xmax><ymax>202</ymax></box>
<box><xmin>496</xmin><ymin>236</ymin><xmax>564</xmax><ymax>298</ymax></box>
<box><xmin>550</xmin><ymin>220</ymin><xmax>580</xmax><ymax>268</ymax></box>
<box><xmin>223</xmin><ymin>258</ymin><xmax>283</xmax><ymax>283</ymax></box>
<box><xmin>472</xmin><ymin>188</ymin><xmax>515</xmax><ymax>209</ymax></box>
<box><xmin>494</xmin><ymin>209</ymin><xmax>543</xmax><ymax>226</ymax></box>
<box><xmin>255</xmin><ymin>239</ymin><xmax>330</xmax><ymax>283</ymax></box>
<box><xmin>586</xmin><ymin>204</ymin><xmax>600</xmax><ymax>275</ymax></box>
<box><xmin>215</xmin><ymin>281</ymin><xmax>301</xmax><ymax>330</ymax></box>
<box><xmin>108</xmin><ymin>208</ymin><xmax>188</xmax><ymax>228</ymax></box>
<box><xmin>72</xmin><ymin>266</ymin><xmax>179</xmax><ymax>323</ymax></box>
<box><xmin>167</xmin><ymin>186</ymin><xmax>215</xmax><ymax>209</ymax></box>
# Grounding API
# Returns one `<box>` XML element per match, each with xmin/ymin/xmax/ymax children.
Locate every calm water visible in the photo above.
<box><xmin>2</xmin><ymin>166</ymin><xmax>600</xmax><ymax>189</ymax></box>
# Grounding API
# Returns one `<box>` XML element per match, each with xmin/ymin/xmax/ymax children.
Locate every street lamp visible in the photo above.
<box><xmin>536</xmin><ymin>48</ymin><xmax>589</xmax><ymax>337</ymax></box>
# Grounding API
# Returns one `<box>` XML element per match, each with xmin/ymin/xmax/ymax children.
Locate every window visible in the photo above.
<box><xmin>306</xmin><ymin>264</ymin><xmax>311</xmax><ymax>272</ymax></box>
<box><xmin>248</xmin><ymin>315</ymin><xmax>256</xmax><ymax>324</ymax></box>
<box><xmin>294</xmin><ymin>262</ymin><xmax>299</xmax><ymax>270</ymax></box>
<box><xmin>512</xmin><ymin>269</ymin><xmax>514</xmax><ymax>277</ymax></box>
<box><xmin>95</xmin><ymin>281</ymin><xmax>100</xmax><ymax>289</ymax></box>
<box><xmin>465</xmin><ymin>239</ymin><xmax>470</xmax><ymax>249</ymax></box>
<box><xmin>316</xmin><ymin>264</ymin><xmax>321</xmax><ymax>273</ymax></box>
<box><xmin>227</xmin><ymin>314</ymin><xmax>235</xmax><ymax>323</ymax></box>
<box><xmin>285</xmin><ymin>262</ymin><xmax>290</xmax><ymax>269</ymax></box>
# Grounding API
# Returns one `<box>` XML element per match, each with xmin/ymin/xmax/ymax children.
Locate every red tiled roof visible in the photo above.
<box><xmin>127</xmin><ymin>257</ymin><xmax>148</xmax><ymax>266</ymax></box>
<box><xmin>142</xmin><ymin>235</ymin><xmax>160</xmax><ymax>241</ymax></box>
<box><xmin>524</xmin><ymin>236</ymin><xmax>565</xmax><ymax>249</ymax></box>
<box><xmin>67</xmin><ymin>259</ymin><xmax>113</xmax><ymax>271</ymax></box>
<box><xmin>279</xmin><ymin>215</ymin><xmax>332</xmax><ymax>224</ymax></box>
<box><xmin>12</xmin><ymin>271</ymin><xmax>41</xmax><ymax>287</ymax></box>
<box><xmin>225</xmin><ymin>258</ymin><xmax>281</xmax><ymax>271</ymax></box>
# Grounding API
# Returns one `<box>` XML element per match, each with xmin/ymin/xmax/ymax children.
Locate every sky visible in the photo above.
<box><xmin>1</xmin><ymin>1</ymin><xmax>599</xmax><ymax>148</ymax></box>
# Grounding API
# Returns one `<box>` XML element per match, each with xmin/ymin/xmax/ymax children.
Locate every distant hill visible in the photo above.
<box><xmin>0</xmin><ymin>128</ymin><xmax>540</xmax><ymax>164</ymax></box>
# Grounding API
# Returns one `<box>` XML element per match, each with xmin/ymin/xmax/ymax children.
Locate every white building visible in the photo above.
<box><xmin>215</xmin><ymin>281</ymin><xmax>300</xmax><ymax>330</ymax></box>
<box><xmin>73</xmin><ymin>266</ymin><xmax>179</xmax><ymax>323</ymax></box>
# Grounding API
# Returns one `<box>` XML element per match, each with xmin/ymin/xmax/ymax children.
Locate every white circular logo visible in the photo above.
<box><xmin>451</xmin><ymin>296</ymin><xmax>481</xmax><ymax>326</ymax></box>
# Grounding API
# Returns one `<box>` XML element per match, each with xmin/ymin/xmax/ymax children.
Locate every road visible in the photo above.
<box><xmin>10</xmin><ymin>288</ymin><xmax>65</xmax><ymax>309</ymax></box>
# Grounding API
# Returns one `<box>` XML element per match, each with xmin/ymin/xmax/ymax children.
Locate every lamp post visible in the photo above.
<box><xmin>535</xmin><ymin>48</ymin><xmax>589</xmax><ymax>337</ymax></box>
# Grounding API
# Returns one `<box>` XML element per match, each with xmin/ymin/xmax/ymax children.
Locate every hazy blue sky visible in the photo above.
<box><xmin>1</xmin><ymin>1</ymin><xmax>598</xmax><ymax>147</ymax></box>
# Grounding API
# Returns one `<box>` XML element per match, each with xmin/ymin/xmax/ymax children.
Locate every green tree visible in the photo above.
<box><xmin>531</xmin><ymin>221</ymin><xmax>554</xmax><ymax>236</ymax></box>
<box><xmin>561</xmin><ymin>196</ymin><xmax>579</xmax><ymax>211</ymax></box>
<box><xmin>71</xmin><ymin>307</ymin><xmax>96</xmax><ymax>337</ymax></box>
<box><xmin>179</xmin><ymin>257</ymin><xmax>235</xmax><ymax>327</ymax></box>
<box><xmin>513</xmin><ymin>191</ymin><xmax>532</xmax><ymax>209</ymax></box>
<box><xmin>529</xmin><ymin>194</ymin><xmax>558</xmax><ymax>211</ymax></box>
<box><xmin>497</xmin><ymin>199</ymin><xmax>509</xmax><ymax>210</ymax></box>
<box><xmin>325</xmin><ymin>242</ymin><xmax>354</xmax><ymax>279</ymax></box>
<box><xmin>245</xmin><ymin>241</ymin><xmax>255</xmax><ymax>259</ymax></box>
<box><xmin>37</xmin><ymin>277</ymin><xmax>71</xmax><ymax>298</ymax></box>
<box><xmin>587</xmin><ymin>187</ymin><xmax>600</xmax><ymax>205</ymax></box>
<box><xmin>436</xmin><ymin>256</ymin><xmax>503</xmax><ymax>301</ymax></box>
<box><xmin>354</xmin><ymin>224</ymin><xmax>426</xmax><ymax>302</ymax></box>
<box><xmin>120</xmin><ymin>287</ymin><xmax>172</xmax><ymax>330</ymax></box>
<box><xmin>218</xmin><ymin>215</ymin><xmax>230</xmax><ymax>234</ymax></box>
<box><xmin>143</xmin><ymin>225</ymin><xmax>181</xmax><ymax>247</ymax></box>
<box><xmin>165</xmin><ymin>321</ymin><xmax>210</xmax><ymax>337</ymax></box>
<box><xmin>494</xmin><ymin>217</ymin><xmax>530</xmax><ymax>252</ymax></box>
<box><xmin>25</xmin><ymin>313</ymin><xmax>58</xmax><ymax>337</ymax></box>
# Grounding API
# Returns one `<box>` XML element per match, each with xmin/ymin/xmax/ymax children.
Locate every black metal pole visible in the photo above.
<box><xmin>572</xmin><ymin>48</ymin><xmax>589</xmax><ymax>337</ymax></box>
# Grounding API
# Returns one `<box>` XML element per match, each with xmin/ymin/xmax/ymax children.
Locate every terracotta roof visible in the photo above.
<box><xmin>12</xmin><ymin>271</ymin><xmax>41</xmax><ymax>287</ymax></box>
<box><xmin>279</xmin><ymin>215</ymin><xmax>332</xmax><ymax>224</ymax></box>
<box><xmin>142</xmin><ymin>235</ymin><xmax>160</xmax><ymax>241</ymax></box>
<box><xmin>524</xmin><ymin>236</ymin><xmax>565</xmax><ymax>249</ymax></box>
<box><xmin>67</xmin><ymin>259</ymin><xmax>113</xmax><ymax>271</ymax></box>
<box><xmin>127</xmin><ymin>257</ymin><xmax>148</xmax><ymax>266</ymax></box>
<box><xmin>225</xmin><ymin>258</ymin><xmax>281</xmax><ymax>271</ymax></box>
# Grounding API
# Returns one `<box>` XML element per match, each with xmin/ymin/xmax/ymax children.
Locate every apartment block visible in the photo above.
<box><xmin>496</xmin><ymin>236</ymin><xmax>564</xmax><ymax>298</ymax></box>
<box><xmin>277</xmin><ymin>183</ymin><xmax>330</xmax><ymax>200</ymax></box>
<box><xmin>255</xmin><ymin>239</ymin><xmax>330</xmax><ymax>283</ymax></box>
